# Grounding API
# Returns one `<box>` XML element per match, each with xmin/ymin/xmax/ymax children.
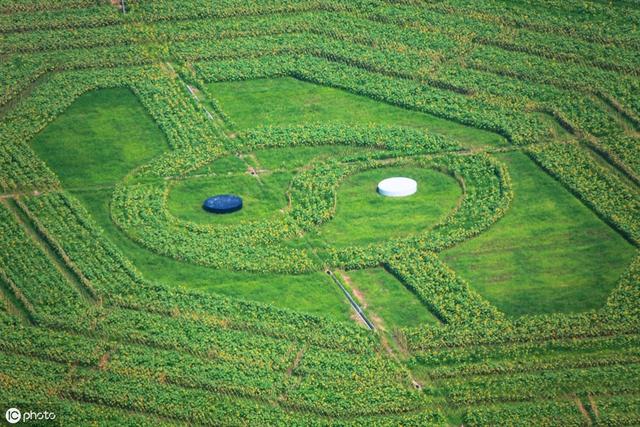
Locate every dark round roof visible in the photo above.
<box><xmin>203</xmin><ymin>194</ymin><xmax>243</xmax><ymax>214</ymax></box>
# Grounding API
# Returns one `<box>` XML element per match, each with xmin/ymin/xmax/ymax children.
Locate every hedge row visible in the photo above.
<box><xmin>528</xmin><ymin>141</ymin><xmax>640</xmax><ymax>245</ymax></box>
<box><xmin>435</xmin><ymin>364</ymin><xmax>640</xmax><ymax>406</ymax></box>
<box><xmin>409</xmin><ymin>334</ymin><xmax>640</xmax><ymax>368</ymax></box>
<box><xmin>404</xmin><ymin>254</ymin><xmax>639</xmax><ymax>352</ymax></box>
<box><xmin>463</xmin><ymin>400</ymin><xmax>585</xmax><ymax>427</ymax></box>
<box><xmin>0</xmin><ymin>202</ymin><xmax>89</xmax><ymax>321</ymax></box>
<box><xmin>0</xmin><ymin>322</ymin><xmax>421</xmax><ymax>417</ymax></box>
<box><xmin>386</xmin><ymin>250</ymin><xmax>503</xmax><ymax>327</ymax></box>
<box><xmin>20</xmin><ymin>192</ymin><xmax>378</xmax><ymax>354</ymax></box>
<box><xmin>0</xmin><ymin>337</ymin><xmax>439</xmax><ymax>423</ymax></box>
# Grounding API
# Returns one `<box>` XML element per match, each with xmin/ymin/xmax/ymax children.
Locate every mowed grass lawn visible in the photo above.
<box><xmin>167</xmin><ymin>171</ymin><xmax>292</xmax><ymax>225</ymax></box>
<box><xmin>207</xmin><ymin>77</ymin><xmax>507</xmax><ymax>149</ymax></box>
<box><xmin>31</xmin><ymin>88</ymin><xmax>169</xmax><ymax>187</ymax></box>
<box><xmin>340</xmin><ymin>268</ymin><xmax>440</xmax><ymax>330</ymax></box>
<box><xmin>442</xmin><ymin>151</ymin><xmax>637</xmax><ymax>317</ymax></box>
<box><xmin>30</xmin><ymin>88</ymin><xmax>352</xmax><ymax>322</ymax></box>
<box><xmin>29</xmin><ymin>80</ymin><xmax>635</xmax><ymax>323</ymax></box>
<box><xmin>304</xmin><ymin>166</ymin><xmax>461</xmax><ymax>248</ymax></box>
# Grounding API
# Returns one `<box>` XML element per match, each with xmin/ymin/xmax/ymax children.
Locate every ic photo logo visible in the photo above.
<box><xmin>5</xmin><ymin>408</ymin><xmax>56</xmax><ymax>424</ymax></box>
<box><xmin>5</xmin><ymin>408</ymin><xmax>20</xmax><ymax>424</ymax></box>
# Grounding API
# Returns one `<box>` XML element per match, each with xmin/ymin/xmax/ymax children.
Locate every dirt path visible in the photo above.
<box><xmin>574</xmin><ymin>396</ymin><xmax>593</xmax><ymax>425</ymax></box>
<box><xmin>286</xmin><ymin>347</ymin><xmax>306</xmax><ymax>376</ymax></box>
<box><xmin>338</xmin><ymin>270</ymin><xmax>399</xmax><ymax>356</ymax></box>
<box><xmin>326</xmin><ymin>269</ymin><xmax>374</xmax><ymax>330</ymax></box>
<box><xmin>587</xmin><ymin>395</ymin><xmax>600</xmax><ymax>420</ymax></box>
<box><xmin>337</xmin><ymin>271</ymin><xmax>425</xmax><ymax>390</ymax></box>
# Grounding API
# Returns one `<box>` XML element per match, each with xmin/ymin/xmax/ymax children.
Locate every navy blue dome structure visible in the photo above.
<box><xmin>203</xmin><ymin>195</ymin><xmax>243</xmax><ymax>214</ymax></box>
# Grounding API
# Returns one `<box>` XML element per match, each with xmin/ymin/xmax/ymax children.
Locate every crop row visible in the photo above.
<box><xmin>0</xmin><ymin>0</ymin><xmax>328</xmax><ymax>33</ymax></box>
<box><xmin>237</xmin><ymin>124</ymin><xmax>460</xmax><ymax>155</ymax></box>
<box><xmin>405</xmin><ymin>290</ymin><xmax>640</xmax><ymax>354</ymax></box>
<box><xmin>0</xmin><ymin>348</ymin><xmax>442</xmax><ymax>424</ymax></box>
<box><xmin>3</xmin><ymin>25</ymin><xmax>628</xmax><ymax>153</ymax></box>
<box><xmin>0</xmin><ymin>273</ymin><xmax>426</xmax><ymax>418</ymax></box>
<box><xmin>0</xmin><ymin>291</ymin><xmax>13</xmax><ymax>325</ymax></box>
<box><xmin>0</xmin><ymin>201</ymin><xmax>89</xmax><ymax>321</ymax></box>
<box><xmin>1</xmin><ymin>26</ymin><xmax>603</xmax><ymax>147</ymax></box>
<box><xmin>365</xmin><ymin>3</ymin><xmax>639</xmax><ymax>74</ymax></box>
<box><xmin>594</xmin><ymin>395</ymin><xmax>640</xmax><ymax>426</ymax></box>
<box><xmin>194</xmin><ymin>52</ymin><xmax>548</xmax><ymax>145</ymax></box>
<box><xmin>409</xmin><ymin>334</ymin><xmax>640</xmax><ymax>369</ymax></box>
<box><xmin>301</xmin><ymin>18</ymin><xmax>626</xmax><ymax>138</ymax></box>
<box><xmin>2</xmin><ymin>390</ymin><xmax>178</xmax><ymax>427</ymax></box>
<box><xmin>78</xmin><ymin>309</ymin><xmax>421</xmax><ymax>416</ymax></box>
<box><xmin>0</xmin><ymin>60</ymin><xmax>227</xmax><ymax>190</ymax></box>
<box><xmin>407</xmin><ymin>311</ymin><xmax>640</xmax><ymax>355</ymax></box>
<box><xmin>0</xmin><ymin>0</ymin><xmax>101</xmax><ymax>14</ymax></box>
<box><xmin>462</xmin><ymin>399</ymin><xmax>587</xmax><ymax>427</ymax></box>
<box><xmin>20</xmin><ymin>192</ymin><xmax>377</xmax><ymax>353</ymax></box>
<box><xmin>433</xmin><ymin>364</ymin><xmax>640</xmax><ymax>406</ymax></box>
<box><xmin>190</xmin><ymin>40</ymin><xmax>551</xmax><ymax>145</ymax></box>
<box><xmin>11</xmin><ymin>0</ymin><xmax>633</xmax><ymax>56</ymax></box>
<box><xmin>595</xmin><ymin>133</ymin><xmax>640</xmax><ymax>182</ymax></box>
<box><xmin>7</xmin><ymin>0</ymin><xmax>638</xmax><ymax>77</ymax></box>
<box><xmin>4</xmin><ymin>0</ymin><xmax>635</xmax><ymax>128</ymax></box>
<box><xmin>0</xmin><ymin>67</ymin><xmax>129</xmax><ymax>191</ymax></box>
<box><xmin>386</xmin><ymin>250</ymin><xmax>502</xmax><ymax>326</ymax></box>
<box><xmin>467</xmin><ymin>45</ymin><xmax>640</xmax><ymax>123</ymax></box>
<box><xmin>605</xmin><ymin>255</ymin><xmax>640</xmax><ymax>322</ymax></box>
<box><xmin>0</xmin><ymin>3</ymin><xmax>120</xmax><ymax>33</ymax></box>
<box><xmin>418</xmin><ymin>0</ymin><xmax>640</xmax><ymax>48</ymax></box>
<box><xmin>0</xmin><ymin>10</ymin><xmax>314</xmax><ymax>54</ymax></box>
<box><xmin>0</xmin><ymin>321</ymin><xmax>424</xmax><ymax>417</ymax></box>
<box><xmin>421</xmin><ymin>349</ymin><xmax>640</xmax><ymax>380</ymax></box>
<box><xmin>7</xmin><ymin>1</ymin><xmax>635</xmax><ymax>82</ymax></box>
<box><xmin>2</xmin><ymin>0</ymin><xmax>636</xmax><ymax>140</ymax></box>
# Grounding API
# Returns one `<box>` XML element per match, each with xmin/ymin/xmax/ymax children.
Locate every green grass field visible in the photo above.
<box><xmin>304</xmin><ymin>166</ymin><xmax>461</xmax><ymax>248</ymax></box>
<box><xmin>31</xmin><ymin>88</ymin><xmax>169</xmax><ymax>188</ymax></box>
<box><xmin>208</xmin><ymin>77</ymin><xmax>508</xmax><ymax>149</ymax></box>
<box><xmin>4</xmin><ymin>2</ymin><xmax>640</xmax><ymax>424</ymax></box>
<box><xmin>30</xmin><ymin>87</ymin><xmax>353</xmax><ymax>322</ymax></box>
<box><xmin>442</xmin><ymin>151</ymin><xmax>637</xmax><ymax>317</ymax></box>
<box><xmin>167</xmin><ymin>170</ymin><xmax>292</xmax><ymax>225</ymax></box>
<box><xmin>29</xmin><ymin>82</ymin><xmax>635</xmax><ymax>324</ymax></box>
<box><xmin>339</xmin><ymin>268</ymin><xmax>440</xmax><ymax>330</ymax></box>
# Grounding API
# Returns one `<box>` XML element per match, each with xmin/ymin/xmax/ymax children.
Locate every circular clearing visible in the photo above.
<box><xmin>377</xmin><ymin>177</ymin><xmax>417</xmax><ymax>197</ymax></box>
<box><xmin>203</xmin><ymin>194</ymin><xmax>243</xmax><ymax>214</ymax></box>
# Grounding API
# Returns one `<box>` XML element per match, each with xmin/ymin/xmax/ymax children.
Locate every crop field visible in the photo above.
<box><xmin>0</xmin><ymin>0</ymin><xmax>638</xmax><ymax>425</ymax></box>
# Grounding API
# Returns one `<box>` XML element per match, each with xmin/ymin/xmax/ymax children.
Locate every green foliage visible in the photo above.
<box><xmin>1</xmin><ymin>0</ymin><xmax>639</xmax><ymax>424</ymax></box>
<box><xmin>442</xmin><ymin>151</ymin><xmax>637</xmax><ymax>317</ymax></box>
<box><xmin>111</xmin><ymin>125</ymin><xmax>462</xmax><ymax>272</ymax></box>
<box><xmin>597</xmin><ymin>133</ymin><xmax>640</xmax><ymax>180</ymax></box>
<box><xmin>528</xmin><ymin>141</ymin><xmax>640</xmax><ymax>245</ymax></box>
<box><xmin>0</xmin><ymin>202</ymin><xmax>88</xmax><ymax>321</ymax></box>
<box><xmin>464</xmin><ymin>400</ymin><xmax>586</xmax><ymax>426</ymax></box>
<box><xmin>387</xmin><ymin>250</ymin><xmax>503</xmax><ymax>326</ymax></box>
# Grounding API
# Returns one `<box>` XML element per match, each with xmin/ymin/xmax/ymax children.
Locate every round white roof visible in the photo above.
<box><xmin>377</xmin><ymin>177</ymin><xmax>417</xmax><ymax>197</ymax></box>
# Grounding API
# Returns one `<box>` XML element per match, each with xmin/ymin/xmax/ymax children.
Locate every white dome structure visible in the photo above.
<box><xmin>377</xmin><ymin>177</ymin><xmax>417</xmax><ymax>197</ymax></box>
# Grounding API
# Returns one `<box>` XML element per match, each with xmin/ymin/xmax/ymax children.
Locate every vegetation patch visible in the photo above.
<box><xmin>2</xmin><ymin>2</ymin><xmax>639</xmax><ymax>424</ymax></box>
<box><xmin>443</xmin><ymin>151</ymin><xmax>637</xmax><ymax>316</ymax></box>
